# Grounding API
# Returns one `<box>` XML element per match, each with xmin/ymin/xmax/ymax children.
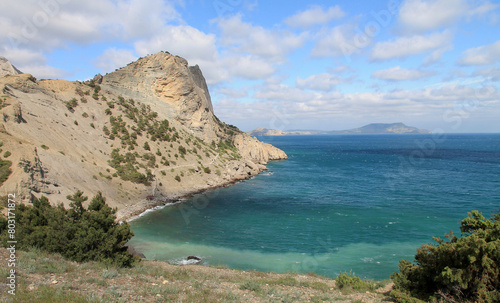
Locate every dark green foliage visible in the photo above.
<box><xmin>0</xmin><ymin>158</ymin><xmax>12</xmax><ymax>186</ymax></box>
<box><xmin>86</xmin><ymin>79</ymin><xmax>96</xmax><ymax>88</ymax></box>
<box><xmin>203</xmin><ymin>167</ymin><xmax>211</xmax><ymax>174</ymax></box>
<box><xmin>0</xmin><ymin>192</ymin><xmax>135</xmax><ymax>267</ymax></box>
<box><xmin>175</xmin><ymin>175</ymin><xmax>181</xmax><ymax>182</ymax></box>
<box><xmin>103</xmin><ymin>125</ymin><xmax>110</xmax><ymax>136</ymax></box>
<box><xmin>178</xmin><ymin>145</ymin><xmax>187</xmax><ymax>155</ymax></box>
<box><xmin>391</xmin><ymin>210</ymin><xmax>500</xmax><ymax>303</ymax></box>
<box><xmin>142</xmin><ymin>153</ymin><xmax>156</xmax><ymax>168</ymax></box>
<box><xmin>143</xmin><ymin>141</ymin><xmax>150</xmax><ymax>151</ymax></box>
<box><xmin>3</xmin><ymin>150</ymin><xmax>11</xmax><ymax>158</ymax></box>
<box><xmin>64</xmin><ymin>98</ymin><xmax>78</xmax><ymax>112</ymax></box>
<box><xmin>108</xmin><ymin>149</ymin><xmax>151</xmax><ymax>185</ymax></box>
<box><xmin>336</xmin><ymin>271</ymin><xmax>374</xmax><ymax>292</ymax></box>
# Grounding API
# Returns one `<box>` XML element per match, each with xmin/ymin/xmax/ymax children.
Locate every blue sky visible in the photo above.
<box><xmin>1</xmin><ymin>0</ymin><xmax>499</xmax><ymax>132</ymax></box>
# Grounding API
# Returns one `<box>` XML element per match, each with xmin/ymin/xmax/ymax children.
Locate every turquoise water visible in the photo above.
<box><xmin>128</xmin><ymin>134</ymin><xmax>500</xmax><ymax>280</ymax></box>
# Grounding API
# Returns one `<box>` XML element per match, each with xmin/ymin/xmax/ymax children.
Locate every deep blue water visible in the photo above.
<box><xmin>128</xmin><ymin>134</ymin><xmax>500</xmax><ymax>280</ymax></box>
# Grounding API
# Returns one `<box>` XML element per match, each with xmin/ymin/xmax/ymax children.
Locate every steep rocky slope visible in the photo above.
<box><xmin>0</xmin><ymin>52</ymin><xmax>286</xmax><ymax>220</ymax></box>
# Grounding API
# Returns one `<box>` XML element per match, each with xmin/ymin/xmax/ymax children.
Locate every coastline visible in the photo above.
<box><xmin>116</xmin><ymin>165</ymin><xmax>269</xmax><ymax>222</ymax></box>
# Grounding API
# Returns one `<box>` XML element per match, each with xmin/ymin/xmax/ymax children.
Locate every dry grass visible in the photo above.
<box><xmin>0</xmin><ymin>247</ymin><xmax>393</xmax><ymax>302</ymax></box>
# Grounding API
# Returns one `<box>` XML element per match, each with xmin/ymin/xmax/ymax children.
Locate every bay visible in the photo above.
<box><xmin>128</xmin><ymin>134</ymin><xmax>500</xmax><ymax>280</ymax></box>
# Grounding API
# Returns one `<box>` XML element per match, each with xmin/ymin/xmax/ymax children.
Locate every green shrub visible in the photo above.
<box><xmin>41</xmin><ymin>144</ymin><xmax>49</xmax><ymax>150</ymax></box>
<box><xmin>391</xmin><ymin>210</ymin><xmax>500</xmax><ymax>303</ymax></box>
<box><xmin>64</xmin><ymin>98</ymin><xmax>78</xmax><ymax>112</ymax></box>
<box><xmin>203</xmin><ymin>167</ymin><xmax>211</xmax><ymax>174</ymax></box>
<box><xmin>108</xmin><ymin>149</ymin><xmax>151</xmax><ymax>185</ymax></box>
<box><xmin>0</xmin><ymin>158</ymin><xmax>12</xmax><ymax>186</ymax></box>
<box><xmin>0</xmin><ymin>191</ymin><xmax>136</xmax><ymax>267</ymax></box>
<box><xmin>178</xmin><ymin>145</ymin><xmax>187</xmax><ymax>155</ymax></box>
<box><xmin>3</xmin><ymin>151</ymin><xmax>11</xmax><ymax>158</ymax></box>
<box><xmin>143</xmin><ymin>141</ymin><xmax>150</xmax><ymax>151</ymax></box>
<box><xmin>336</xmin><ymin>271</ymin><xmax>374</xmax><ymax>292</ymax></box>
<box><xmin>175</xmin><ymin>175</ymin><xmax>181</xmax><ymax>182</ymax></box>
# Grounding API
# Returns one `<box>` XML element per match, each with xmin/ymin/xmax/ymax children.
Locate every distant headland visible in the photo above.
<box><xmin>248</xmin><ymin>123</ymin><xmax>431</xmax><ymax>136</ymax></box>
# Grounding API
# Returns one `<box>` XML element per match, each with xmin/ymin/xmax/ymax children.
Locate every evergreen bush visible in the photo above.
<box><xmin>0</xmin><ymin>191</ymin><xmax>136</xmax><ymax>267</ymax></box>
<box><xmin>391</xmin><ymin>210</ymin><xmax>500</xmax><ymax>303</ymax></box>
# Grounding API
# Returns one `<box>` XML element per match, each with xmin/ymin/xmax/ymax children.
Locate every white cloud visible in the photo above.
<box><xmin>94</xmin><ymin>48</ymin><xmax>137</xmax><ymax>74</ymax></box>
<box><xmin>134</xmin><ymin>25</ymin><xmax>218</xmax><ymax>61</ymax></box>
<box><xmin>458</xmin><ymin>40</ymin><xmax>500</xmax><ymax>65</ymax></box>
<box><xmin>371</xmin><ymin>30</ymin><xmax>453</xmax><ymax>61</ymax></box>
<box><xmin>224</xmin><ymin>55</ymin><xmax>276</xmax><ymax>80</ymax></box>
<box><xmin>473</xmin><ymin>66</ymin><xmax>500</xmax><ymax>81</ymax></box>
<box><xmin>217</xmin><ymin>14</ymin><xmax>307</xmax><ymax>62</ymax></box>
<box><xmin>311</xmin><ymin>24</ymin><xmax>365</xmax><ymax>58</ymax></box>
<box><xmin>398</xmin><ymin>0</ymin><xmax>467</xmax><ymax>33</ymax></box>
<box><xmin>0</xmin><ymin>47</ymin><xmax>68</xmax><ymax>79</ymax></box>
<box><xmin>0</xmin><ymin>0</ymin><xmax>183</xmax><ymax>52</ymax></box>
<box><xmin>397</xmin><ymin>0</ymin><xmax>499</xmax><ymax>34</ymax></box>
<box><xmin>255</xmin><ymin>83</ymin><xmax>317</xmax><ymax>103</ymax></box>
<box><xmin>284</xmin><ymin>5</ymin><xmax>345</xmax><ymax>28</ymax></box>
<box><xmin>372</xmin><ymin>66</ymin><xmax>435</xmax><ymax>81</ymax></box>
<box><xmin>296</xmin><ymin>73</ymin><xmax>345</xmax><ymax>91</ymax></box>
<box><xmin>216</xmin><ymin>87</ymin><xmax>248</xmax><ymax>99</ymax></box>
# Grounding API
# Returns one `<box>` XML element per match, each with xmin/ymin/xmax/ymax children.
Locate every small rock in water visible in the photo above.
<box><xmin>187</xmin><ymin>256</ymin><xmax>201</xmax><ymax>261</ymax></box>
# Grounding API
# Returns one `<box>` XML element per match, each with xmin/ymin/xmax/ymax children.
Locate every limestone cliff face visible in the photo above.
<box><xmin>233</xmin><ymin>134</ymin><xmax>287</xmax><ymax>164</ymax></box>
<box><xmin>102</xmin><ymin>52</ymin><xmax>218</xmax><ymax>143</ymax></box>
<box><xmin>102</xmin><ymin>51</ymin><xmax>286</xmax><ymax>165</ymax></box>
<box><xmin>0</xmin><ymin>54</ymin><xmax>287</xmax><ymax>220</ymax></box>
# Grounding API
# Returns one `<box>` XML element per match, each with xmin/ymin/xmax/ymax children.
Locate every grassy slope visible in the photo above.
<box><xmin>0</xmin><ymin>247</ymin><xmax>393</xmax><ymax>303</ymax></box>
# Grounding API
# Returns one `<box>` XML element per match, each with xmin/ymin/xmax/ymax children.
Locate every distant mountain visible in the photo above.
<box><xmin>336</xmin><ymin>123</ymin><xmax>431</xmax><ymax>134</ymax></box>
<box><xmin>248</xmin><ymin>123</ymin><xmax>431</xmax><ymax>136</ymax></box>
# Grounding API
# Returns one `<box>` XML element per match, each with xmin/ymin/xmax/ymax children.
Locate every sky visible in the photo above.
<box><xmin>1</xmin><ymin>0</ymin><xmax>499</xmax><ymax>132</ymax></box>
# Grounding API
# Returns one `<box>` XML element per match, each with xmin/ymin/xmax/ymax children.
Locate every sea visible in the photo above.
<box><xmin>128</xmin><ymin>134</ymin><xmax>500</xmax><ymax>280</ymax></box>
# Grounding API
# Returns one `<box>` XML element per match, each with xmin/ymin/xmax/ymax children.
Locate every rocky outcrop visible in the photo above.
<box><xmin>102</xmin><ymin>52</ymin><xmax>286</xmax><ymax>165</ymax></box>
<box><xmin>102</xmin><ymin>52</ymin><xmax>218</xmax><ymax>143</ymax></box>
<box><xmin>233</xmin><ymin>134</ymin><xmax>287</xmax><ymax>164</ymax></box>
<box><xmin>0</xmin><ymin>57</ymin><xmax>22</xmax><ymax>77</ymax></box>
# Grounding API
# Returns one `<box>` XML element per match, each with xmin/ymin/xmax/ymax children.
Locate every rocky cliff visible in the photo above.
<box><xmin>0</xmin><ymin>52</ymin><xmax>286</xmax><ymax>220</ymax></box>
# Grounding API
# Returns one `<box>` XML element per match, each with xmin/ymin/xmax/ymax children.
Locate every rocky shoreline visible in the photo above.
<box><xmin>116</xmin><ymin>164</ymin><xmax>272</xmax><ymax>222</ymax></box>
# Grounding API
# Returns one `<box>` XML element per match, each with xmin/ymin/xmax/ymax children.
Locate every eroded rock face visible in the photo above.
<box><xmin>102</xmin><ymin>52</ymin><xmax>218</xmax><ymax>143</ymax></box>
<box><xmin>233</xmin><ymin>134</ymin><xmax>287</xmax><ymax>164</ymax></box>
<box><xmin>102</xmin><ymin>52</ymin><xmax>287</xmax><ymax>164</ymax></box>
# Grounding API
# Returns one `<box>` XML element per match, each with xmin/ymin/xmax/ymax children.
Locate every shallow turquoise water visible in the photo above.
<box><xmin>128</xmin><ymin>134</ymin><xmax>500</xmax><ymax>280</ymax></box>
